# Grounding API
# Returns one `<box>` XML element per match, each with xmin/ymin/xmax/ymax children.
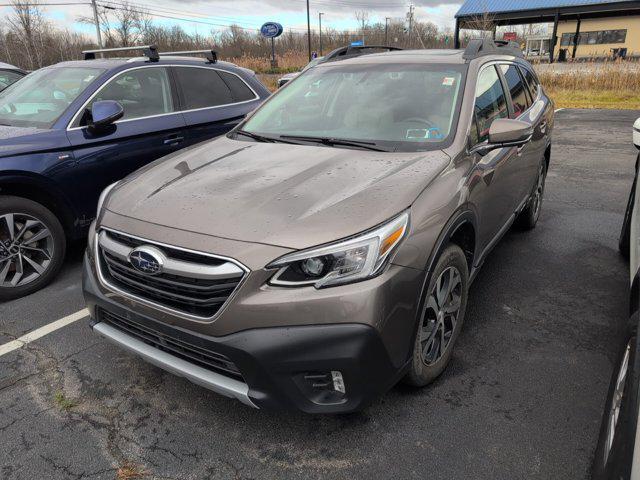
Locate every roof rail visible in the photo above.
<box><xmin>462</xmin><ymin>38</ymin><xmax>523</xmax><ymax>61</ymax></box>
<box><xmin>159</xmin><ymin>49</ymin><xmax>217</xmax><ymax>63</ymax></box>
<box><xmin>82</xmin><ymin>45</ymin><xmax>159</xmax><ymax>61</ymax></box>
<box><xmin>323</xmin><ymin>45</ymin><xmax>403</xmax><ymax>62</ymax></box>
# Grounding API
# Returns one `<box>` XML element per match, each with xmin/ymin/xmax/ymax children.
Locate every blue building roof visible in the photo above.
<box><xmin>455</xmin><ymin>0</ymin><xmax>631</xmax><ymax>17</ymax></box>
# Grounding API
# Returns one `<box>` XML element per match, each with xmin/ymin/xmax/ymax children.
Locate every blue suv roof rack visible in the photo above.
<box><xmin>462</xmin><ymin>39</ymin><xmax>523</xmax><ymax>61</ymax></box>
<box><xmin>82</xmin><ymin>45</ymin><xmax>159</xmax><ymax>61</ymax></box>
<box><xmin>159</xmin><ymin>49</ymin><xmax>217</xmax><ymax>63</ymax></box>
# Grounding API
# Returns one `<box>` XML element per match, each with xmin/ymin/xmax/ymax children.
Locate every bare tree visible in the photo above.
<box><xmin>6</xmin><ymin>0</ymin><xmax>46</xmax><ymax>69</ymax></box>
<box><xmin>354</xmin><ymin>10</ymin><xmax>369</xmax><ymax>44</ymax></box>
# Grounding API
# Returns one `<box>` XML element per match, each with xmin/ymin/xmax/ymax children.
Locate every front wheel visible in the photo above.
<box><xmin>404</xmin><ymin>243</ymin><xmax>469</xmax><ymax>387</ymax></box>
<box><xmin>0</xmin><ymin>196</ymin><xmax>66</xmax><ymax>301</ymax></box>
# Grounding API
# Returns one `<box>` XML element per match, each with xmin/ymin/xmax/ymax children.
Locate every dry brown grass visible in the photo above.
<box><xmin>231</xmin><ymin>51</ymin><xmax>307</xmax><ymax>73</ymax></box>
<box><xmin>116</xmin><ymin>461</ymin><xmax>147</xmax><ymax>480</ymax></box>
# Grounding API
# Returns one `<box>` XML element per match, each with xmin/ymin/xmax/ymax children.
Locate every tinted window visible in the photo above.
<box><xmin>519</xmin><ymin>66</ymin><xmax>538</xmax><ymax>101</ymax></box>
<box><xmin>0</xmin><ymin>66</ymin><xmax>104</xmax><ymax>128</ymax></box>
<box><xmin>84</xmin><ymin>67</ymin><xmax>173</xmax><ymax>124</ymax></box>
<box><xmin>473</xmin><ymin>66</ymin><xmax>508</xmax><ymax>144</ymax></box>
<box><xmin>218</xmin><ymin>71</ymin><xmax>255</xmax><ymax>102</ymax></box>
<box><xmin>175</xmin><ymin>67</ymin><xmax>233</xmax><ymax>110</ymax></box>
<box><xmin>0</xmin><ymin>70</ymin><xmax>23</xmax><ymax>91</ymax></box>
<box><xmin>500</xmin><ymin>64</ymin><xmax>530</xmax><ymax>118</ymax></box>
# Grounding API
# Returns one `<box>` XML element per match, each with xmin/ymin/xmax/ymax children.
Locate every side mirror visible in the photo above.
<box><xmin>89</xmin><ymin>100</ymin><xmax>124</xmax><ymax>131</ymax></box>
<box><xmin>471</xmin><ymin>118</ymin><xmax>533</xmax><ymax>156</ymax></box>
<box><xmin>634</xmin><ymin>117</ymin><xmax>640</xmax><ymax>150</ymax></box>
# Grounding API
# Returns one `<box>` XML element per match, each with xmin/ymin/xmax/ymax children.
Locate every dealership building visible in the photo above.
<box><xmin>454</xmin><ymin>0</ymin><xmax>640</xmax><ymax>62</ymax></box>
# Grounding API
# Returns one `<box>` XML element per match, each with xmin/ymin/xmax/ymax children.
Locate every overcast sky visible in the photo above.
<box><xmin>0</xmin><ymin>0</ymin><xmax>464</xmax><ymax>39</ymax></box>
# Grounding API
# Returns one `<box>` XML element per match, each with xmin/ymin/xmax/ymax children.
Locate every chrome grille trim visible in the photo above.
<box><xmin>95</xmin><ymin>227</ymin><xmax>249</xmax><ymax>322</ymax></box>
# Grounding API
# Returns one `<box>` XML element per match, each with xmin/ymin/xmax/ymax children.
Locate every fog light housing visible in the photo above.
<box><xmin>294</xmin><ymin>370</ymin><xmax>347</xmax><ymax>405</ymax></box>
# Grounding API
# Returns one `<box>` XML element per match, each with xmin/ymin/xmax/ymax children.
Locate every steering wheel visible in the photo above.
<box><xmin>402</xmin><ymin>117</ymin><xmax>436</xmax><ymax>128</ymax></box>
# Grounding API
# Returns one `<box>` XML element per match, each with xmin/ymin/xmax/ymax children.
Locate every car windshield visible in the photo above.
<box><xmin>0</xmin><ymin>66</ymin><xmax>104</xmax><ymax>129</ymax></box>
<box><xmin>242</xmin><ymin>62</ymin><xmax>465</xmax><ymax>151</ymax></box>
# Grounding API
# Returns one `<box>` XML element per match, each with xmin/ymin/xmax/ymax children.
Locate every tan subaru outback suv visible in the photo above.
<box><xmin>83</xmin><ymin>40</ymin><xmax>554</xmax><ymax>413</ymax></box>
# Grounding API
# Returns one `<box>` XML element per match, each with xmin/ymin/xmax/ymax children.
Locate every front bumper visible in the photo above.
<box><xmin>83</xmin><ymin>253</ymin><xmax>414</xmax><ymax>413</ymax></box>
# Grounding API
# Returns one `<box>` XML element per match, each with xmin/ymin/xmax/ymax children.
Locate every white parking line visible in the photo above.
<box><xmin>555</xmin><ymin>108</ymin><xmax>565</xmax><ymax>113</ymax></box>
<box><xmin>0</xmin><ymin>309</ymin><xmax>88</xmax><ymax>357</ymax></box>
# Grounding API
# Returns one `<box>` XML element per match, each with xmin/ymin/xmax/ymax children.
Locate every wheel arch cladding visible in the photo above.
<box><xmin>449</xmin><ymin>220</ymin><xmax>476</xmax><ymax>273</ymax></box>
<box><xmin>0</xmin><ymin>176</ymin><xmax>76</xmax><ymax>234</ymax></box>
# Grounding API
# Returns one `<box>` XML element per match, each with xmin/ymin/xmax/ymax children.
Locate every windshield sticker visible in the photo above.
<box><xmin>406</xmin><ymin>128</ymin><xmax>444</xmax><ymax>140</ymax></box>
<box><xmin>442</xmin><ymin>77</ymin><xmax>455</xmax><ymax>86</ymax></box>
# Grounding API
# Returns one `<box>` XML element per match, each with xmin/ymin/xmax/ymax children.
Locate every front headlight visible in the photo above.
<box><xmin>267</xmin><ymin>212</ymin><xmax>409</xmax><ymax>288</ymax></box>
<box><xmin>96</xmin><ymin>182</ymin><xmax>118</xmax><ymax>218</ymax></box>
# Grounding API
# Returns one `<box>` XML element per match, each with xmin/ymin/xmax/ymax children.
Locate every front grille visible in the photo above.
<box><xmin>97</xmin><ymin>229</ymin><xmax>246</xmax><ymax>319</ymax></box>
<box><xmin>98</xmin><ymin>308</ymin><xmax>243</xmax><ymax>380</ymax></box>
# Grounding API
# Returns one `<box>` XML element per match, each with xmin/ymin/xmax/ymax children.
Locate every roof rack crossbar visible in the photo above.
<box><xmin>324</xmin><ymin>45</ymin><xmax>403</xmax><ymax>62</ymax></box>
<box><xmin>462</xmin><ymin>38</ymin><xmax>523</xmax><ymax>61</ymax></box>
<box><xmin>158</xmin><ymin>49</ymin><xmax>217</xmax><ymax>63</ymax></box>
<box><xmin>82</xmin><ymin>45</ymin><xmax>159</xmax><ymax>61</ymax></box>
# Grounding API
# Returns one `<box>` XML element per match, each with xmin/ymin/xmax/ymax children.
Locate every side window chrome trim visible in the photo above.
<box><xmin>66</xmin><ymin>64</ymin><xmax>260</xmax><ymax>131</ymax></box>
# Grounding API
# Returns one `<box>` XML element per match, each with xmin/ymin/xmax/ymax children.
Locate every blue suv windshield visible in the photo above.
<box><xmin>0</xmin><ymin>66</ymin><xmax>104</xmax><ymax>129</ymax></box>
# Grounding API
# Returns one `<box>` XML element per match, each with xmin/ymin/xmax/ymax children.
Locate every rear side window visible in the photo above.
<box><xmin>473</xmin><ymin>65</ymin><xmax>508</xmax><ymax>144</ymax></box>
<box><xmin>174</xmin><ymin>67</ymin><xmax>233</xmax><ymax>110</ymax></box>
<box><xmin>84</xmin><ymin>67</ymin><xmax>174</xmax><ymax>124</ymax></box>
<box><xmin>519</xmin><ymin>66</ymin><xmax>539</xmax><ymax>101</ymax></box>
<box><xmin>218</xmin><ymin>71</ymin><xmax>256</xmax><ymax>102</ymax></box>
<box><xmin>500</xmin><ymin>64</ymin><xmax>530</xmax><ymax>118</ymax></box>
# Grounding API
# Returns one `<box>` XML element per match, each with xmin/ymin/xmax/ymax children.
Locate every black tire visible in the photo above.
<box><xmin>592</xmin><ymin>312</ymin><xmax>640</xmax><ymax>480</ymax></box>
<box><xmin>0</xmin><ymin>195</ymin><xmax>66</xmax><ymax>301</ymax></box>
<box><xmin>619</xmin><ymin>178</ymin><xmax>635</xmax><ymax>260</ymax></box>
<box><xmin>404</xmin><ymin>243</ymin><xmax>469</xmax><ymax>387</ymax></box>
<box><xmin>516</xmin><ymin>160</ymin><xmax>547</xmax><ymax>230</ymax></box>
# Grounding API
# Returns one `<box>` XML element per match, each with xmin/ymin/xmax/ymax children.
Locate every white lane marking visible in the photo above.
<box><xmin>0</xmin><ymin>309</ymin><xmax>88</xmax><ymax>357</ymax></box>
<box><xmin>555</xmin><ymin>108</ymin><xmax>565</xmax><ymax>113</ymax></box>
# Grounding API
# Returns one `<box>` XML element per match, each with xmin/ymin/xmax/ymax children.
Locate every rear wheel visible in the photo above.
<box><xmin>405</xmin><ymin>244</ymin><xmax>469</xmax><ymax>386</ymax></box>
<box><xmin>516</xmin><ymin>161</ymin><xmax>547</xmax><ymax>230</ymax></box>
<box><xmin>0</xmin><ymin>196</ymin><xmax>66</xmax><ymax>301</ymax></box>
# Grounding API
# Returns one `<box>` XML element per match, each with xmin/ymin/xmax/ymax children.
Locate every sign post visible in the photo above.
<box><xmin>260</xmin><ymin>22</ymin><xmax>284</xmax><ymax>68</ymax></box>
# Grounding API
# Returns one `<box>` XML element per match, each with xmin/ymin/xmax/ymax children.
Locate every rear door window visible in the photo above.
<box><xmin>473</xmin><ymin>65</ymin><xmax>508</xmax><ymax>144</ymax></box>
<box><xmin>499</xmin><ymin>64</ymin><xmax>530</xmax><ymax>118</ymax></box>
<box><xmin>174</xmin><ymin>67</ymin><xmax>234</xmax><ymax>110</ymax></box>
<box><xmin>83</xmin><ymin>67</ymin><xmax>174</xmax><ymax>124</ymax></box>
<box><xmin>519</xmin><ymin>66</ymin><xmax>539</xmax><ymax>101</ymax></box>
<box><xmin>217</xmin><ymin>71</ymin><xmax>256</xmax><ymax>102</ymax></box>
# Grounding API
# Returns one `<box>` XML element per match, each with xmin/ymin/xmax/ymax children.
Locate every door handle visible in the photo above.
<box><xmin>163</xmin><ymin>135</ymin><xmax>184</xmax><ymax>146</ymax></box>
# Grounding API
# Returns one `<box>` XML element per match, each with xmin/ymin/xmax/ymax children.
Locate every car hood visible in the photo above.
<box><xmin>0</xmin><ymin>125</ymin><xmax>67</xmax><ymax>158</ymax></box>
<box><xmin>106</xmin><ymin>136</ymin><xmax>450</xmax><ymax>250</ymax></box>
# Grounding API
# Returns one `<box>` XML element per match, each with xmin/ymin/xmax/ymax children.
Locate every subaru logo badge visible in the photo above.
<box><xmin>128</xmin><ymin>246</ymin><xmax>164</xmax><ymax>275</ymax></box>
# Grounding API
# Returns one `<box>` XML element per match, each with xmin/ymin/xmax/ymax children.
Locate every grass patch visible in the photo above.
<box><xmin>53</xmin><ymin>391</ymin><xmax>77</xmax><ymax>411</ymax></box>
<box><xmin>116</xmin><ymin>461</ymin><xmax>147</xmax><ymax>480</ymax></box>
<box><xmin>545</xmin><ymin>88</ymin><xmax>640</xmax><ymax>109</ymax></box>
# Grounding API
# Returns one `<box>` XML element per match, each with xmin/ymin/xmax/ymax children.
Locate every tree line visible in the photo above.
<box><xmin>1</xmin><ymin>0</ymin><xmax>494</xmax><ymax>71</ymax></box>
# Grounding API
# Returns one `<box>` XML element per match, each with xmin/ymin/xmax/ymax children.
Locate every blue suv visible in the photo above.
<box><xmin>0</xmin><ymin>46</ymin><xmax>270</xmax><ymax>300</ymax></box>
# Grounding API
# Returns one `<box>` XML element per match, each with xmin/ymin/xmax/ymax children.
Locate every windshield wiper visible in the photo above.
<box><xmin>279</xmin><ymin>135</ymin><xmax>390</xmax><ymax>152</ymax></box>
<box><xmin>234</xmin><ymin>130</ymin><xmax>279</xmax><ymax>143</ymax></box>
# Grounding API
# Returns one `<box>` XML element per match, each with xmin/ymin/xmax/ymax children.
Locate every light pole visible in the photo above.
<box><xmin>90</xmin><ymin>0</ymin><xmax>103</xmax><ymax>50</ymax></box>
<box><xmin>385</xmin><ymin>17</ymin><xmax>390</xmax><ymax>45</ymax></box>
<box><xmin>319</xmin><ymin>12</ymin><xmax>324</xmax><ymax>56</ymax></box>
<box><xmin>306</xmin><ymin>0</ymin><xmax>312</xmax><ymax>61</ymax></box>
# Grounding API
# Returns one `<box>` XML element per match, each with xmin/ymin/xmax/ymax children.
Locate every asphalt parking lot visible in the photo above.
<box><xmin>0</xmin><ymin>108</ymin><xmax>637</xmax><ymax>480</ymax></box>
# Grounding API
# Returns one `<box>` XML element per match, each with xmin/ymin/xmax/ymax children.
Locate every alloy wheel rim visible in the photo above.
<box><xmin>532</xmin><ymin>164</ymin><xmax>545</xmax><ymax>220</ymax></box>
<box><xmin>0</xmin><ymin>213</ymin><xmax>54</xmax><ymax>288</ymax></box>
<box><xmin>420</xmin><ymin>266</ymin><xmax>462</xmax><ymax>365</ymax></box>
<box><xmin>604</xmin><ymin>341</ymin><xmax>631</xmax><ymax>465</ymax></box>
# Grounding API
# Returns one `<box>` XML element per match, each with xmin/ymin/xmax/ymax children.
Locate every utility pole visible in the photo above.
<box><xmin>319</xmin><ymin>12</ymin><xmax>324</xmax><ymax>55</ymax></box>
<box><xmin>408</xmin><ymin>4</ymin><xmax>414</xmax><ymax>38</ymax></box>
<box><xmin>90</xmin><ymin>0</ymin><xmax>103</xmax><ymax>50</ymax></box>
<box><xmin>306</xmin><ymin>0</ymin><xmax>312</xmax><ymax>61</ymax></box>
<box><xmin>385</xmin><ymin>17</ymin><xmax>390</xmax><ymax>45</ymax></box>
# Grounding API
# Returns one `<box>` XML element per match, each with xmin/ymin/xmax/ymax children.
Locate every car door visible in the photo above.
<box><xmin>498</xmin><ymin>63</ymin><xmax>539</xmax><ymax>205</ymax></box>
<box><xmin>470</xmin><ymin>64</ymin><xmax>521</xmax><ymax>249</ymax></box>
<box><xmin>172</xmin><ymin>66</ymin><xmax>260</xmax><ymax>147</ymax></box>
<box><xmin>65</xmin><ymin>66</ymin><xmax>187</xmax><ymax>223</ymax></box>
